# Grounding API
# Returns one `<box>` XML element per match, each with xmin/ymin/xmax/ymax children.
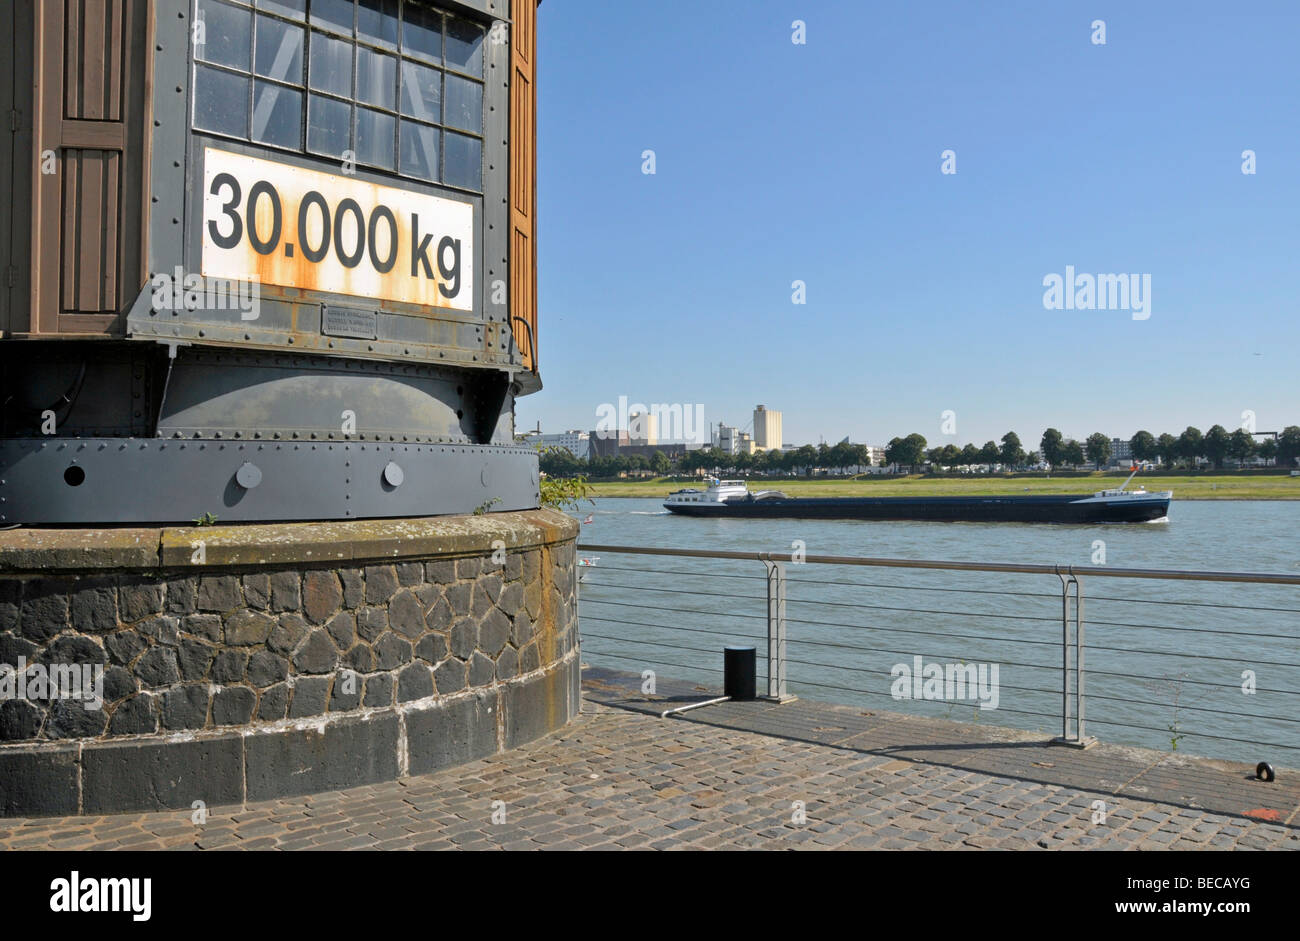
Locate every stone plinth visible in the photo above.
<box><xmin>0</xmin><ymin>510</ymin><xmax>579</xmax><ymax>816</ymax></box>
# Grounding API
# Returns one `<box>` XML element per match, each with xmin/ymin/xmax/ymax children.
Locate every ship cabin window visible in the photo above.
<box><xmin>193</xmin><ymin>0</ymin><xmax>486</xmax><ymax>192</ymax></box>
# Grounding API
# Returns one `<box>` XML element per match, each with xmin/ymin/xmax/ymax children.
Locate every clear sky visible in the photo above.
<box><xmin>517</xmin><ymin>0</ymin><xmax>1299</xmax><ymax>450</ymax></box>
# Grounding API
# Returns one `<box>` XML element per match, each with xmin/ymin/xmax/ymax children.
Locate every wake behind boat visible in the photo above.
<box><xmin>664</xmin><ymin>474</ymin><xmax>1171</xmax><ymax>524</ymax></box>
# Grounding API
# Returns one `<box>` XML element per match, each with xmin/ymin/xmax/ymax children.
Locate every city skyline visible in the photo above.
<box><xmin>517</xmin><ymin>0</ymin><xmax>1299</xmax><ymax>447</ymax></box>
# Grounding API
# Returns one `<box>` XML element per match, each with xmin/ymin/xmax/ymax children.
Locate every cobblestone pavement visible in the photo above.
<box><xmin>2</xmin><ymin>697</ymin><xmax>1297</xmax><ymax>850</ymax></box>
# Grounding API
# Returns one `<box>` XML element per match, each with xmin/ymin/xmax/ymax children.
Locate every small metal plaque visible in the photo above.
<box><xmin>322</xmin><ymin>306</ymin><xmax>378</xmax><ymax>340</ymax></box>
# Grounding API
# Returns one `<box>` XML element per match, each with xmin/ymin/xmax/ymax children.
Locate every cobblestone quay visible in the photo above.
<box><xmin>0</xmin><ymin>510</ymin><xmax>580</xmax><ymax>816</ymax></box>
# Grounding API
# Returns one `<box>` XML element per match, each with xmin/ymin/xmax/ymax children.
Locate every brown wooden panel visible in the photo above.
<box><xmin>508</xmin><ymin>1</ymin><xmax>539</xmax><ymax>372</ymax></box>
<box><xmin>31</xmin><ymin>0</ymin><xmax>148</xmax><ymax>333</ymax></box>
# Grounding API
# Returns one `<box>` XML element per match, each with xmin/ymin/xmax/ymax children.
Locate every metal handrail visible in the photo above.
<box><xmin>580</xmin><ymin>544</ymin><xmax>1300</xmax><ymax>585</ymax></box>
<box><xmin>577</xmin><ymin>542</ymin><xmax>1300</xmax><ymax>757</ymax></box>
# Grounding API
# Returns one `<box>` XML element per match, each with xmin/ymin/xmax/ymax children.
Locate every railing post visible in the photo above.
<box><xmin>761</xmin><ymin>557</ymin><xmax>793</xmax><ymax>702</ymax></box>
<box><xmin>1053</xmin><ymin>569</ymin><xmax>1096</xmax><ymax>748</ymax></box>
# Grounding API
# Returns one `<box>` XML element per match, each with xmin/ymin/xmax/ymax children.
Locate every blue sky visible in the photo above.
<box><xmin>517</xmin><ymin>0</ymin><xmax>1299</xmax><ymax>449</ymax></box>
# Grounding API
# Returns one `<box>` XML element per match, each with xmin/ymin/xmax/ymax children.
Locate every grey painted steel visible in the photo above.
<box><xmin>762</xmin><ymin>559</ymin><xmax>789</xmax><ymax>702</ymax></box>
<box><xmin>153</xmin><ymin>348</ymin><xmax>512</xmax><ymax>444</ymax></box>
<box><xmin>0</xmin><ymin>439</ymin><xmax>539</xmax><ymax>524</ymax></box>
<box><xmin>125</xmin><ymin>0</ymin><xmax>531</xmax><ymax>378</ymax></box>
<box><xmin>579</xmin><ymin>544</ymin><xmax>1300</xmax><ymax>585</ymax></box>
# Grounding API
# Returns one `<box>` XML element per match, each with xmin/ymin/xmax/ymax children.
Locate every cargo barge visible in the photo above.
<box><xmin>664</xmin><ymin>477</ymin><xmax>1172</xmax><ymax>524</ymax></box>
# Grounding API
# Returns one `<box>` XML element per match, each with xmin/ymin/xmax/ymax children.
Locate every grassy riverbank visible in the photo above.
<box><xmin>584</xmin><ymin>473</ymin><xmax>1300</xmax><ymax>500</ymax></box>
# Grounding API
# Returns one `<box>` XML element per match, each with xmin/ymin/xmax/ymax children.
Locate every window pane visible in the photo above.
<box><xmin>307</xmin><ymin>94</ymin><xmax>351</xmax><ymax>157</ymax></box>
<box><xmin>255</xmin><ymin>16</ymin><xmax>303</xmax><ymax>83</ymax></box>
<box><xmin>400</xmin><ymin>119</ymin><xmax>439</xmax><ymax>180</ymax></box>
<box><xmin>443</xmin><ymin>73</ymin><xmax>481</xmax><ymax>132</ymax></box>
<box><xmin>401</xmin><ymin>3</ymin><xmax>441</xmax><ymax>63</ymax></box>
<box><xmin>443</xmin><ymin>130</ymin><xmax>480</xmax><ymax>190</ymax></box>
<box><xmin>197</xmin><ymin>0</ymin><xmax>251</xmax><ymax>71</ymax></box>
<box><xmin>310</xmin><ymin>0</ymin><xmax>354</xmax><ymax>34</ymax></box>
<box><xmin>445</xmin><ymin>16</ymin><xmax>483</xmax><ymax>77</ymax></box>
<box><xmin>257</xmin><ymin>0</ymin><xmax>306</xmax><ymax>19</ymax></box>
<box><xmin>356</xmin><ymin>107</ymin><xmax>396</xmax><ymax>169</ymax></box>
<box><xmin>357</xmin><ymin>47</ymin><xmax>396</xmax><ymax>109</ymax></box>
<box><xmin>357</xmin><ymin>0</ymin><xmax>399</xmax><ymax>48</ymax></box>
<box><xmin>399</xmin><ymin>59</ymin><xmax>439</xmax><ymax>121</ymax></box>
<box><xmin>194</xmin><ymin>65</ymin><xmax>249</xmax><ymax>137</ymax></box>
<box><xmin>310</xmin><ymin>31</ymin><xmax>353</xmax><ymax>97</ymax></box>
<box><xmin>253</xmin><ymin>81</ymin><xmax>302</xmax><ymax>149</ymax></box>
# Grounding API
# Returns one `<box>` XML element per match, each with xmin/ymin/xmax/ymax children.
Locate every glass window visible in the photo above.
<box><xmin>310</xmin><ymin>31</ymin><xmax>353</xmax><ymax>96</ymax></box>
<box><xmin>307</xmin><ymin>93</ymin><xmax>351</xmax><ymax>156</ymax></box>
<box><xmin>400</xmin><ymin>59</ymin><xmax>439</xmax><ymax>121</ymax></box>
<box><xmin>198</xmin><ymin>0</ymin><xmax>252</xmax><ymax>71</ymax></box>
<box><xmin>356</xmin><ymin>107</ymin><xmax>396</xmax><ymax>169</ymax></box>
<box><xmin>444</xmin><ymin>16</ymin><xmax>483</xmax><ymax>77</ymax></box>
<box><xmin>310</xmin><ymin>0</ymin><xmax>354</xmax><ymax>34</ymax></box>
<box><xmin>400</xmin><ymin>119</ymin><xmax>438</xmax><ymax>180</ymax></box>
<box><xmin>358</xmin><ymin>0</ymin><xmax>399</xmax><ymax>48</ymax></box>
<box><xmin>357</xmin><ymin>47</ymin><xmax>396</xmax><ymax>109</ymax></box>
<box><xmin>194</xmin><ymin>64</ymin><xmax>249</xmax><ymax>137</ymax></box>
<box><xmin>255</xmin><ymin>15</ymin><xmax>304</xmax><ymax>82</ymax></box>
<box><xmin>194</xmin><ymin>0</ymin><xmax>484</xmax><ymax>191</ymax></box>
<box><xmin>258</xmin><ymin>0</ymin><xmax>307</xmax><ymax>18</ymax></box>
<box><xmin>401</xmin><ymin>3</ymin><xmax>442</xmax><ymax>63</ymax></box>
<box><xmin>253</xmin><ymin>82</ymin><xmax>303</xmax><ymax>148</ymax></box>
<box><xmin>443</xmin><ymin>130</ymin><xmax>480</xmax><ymax>191</ymax></box>
<box><xmin>443</xmin><ymin>72</ymin><xmax>480</xmax><ymax>132</ymax></box>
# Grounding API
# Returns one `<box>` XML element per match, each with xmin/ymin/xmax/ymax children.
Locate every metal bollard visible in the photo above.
<box><xmin>724</xmin><ymin>646</ymin><xmax>757</xmax><ymax>701</ymax></box>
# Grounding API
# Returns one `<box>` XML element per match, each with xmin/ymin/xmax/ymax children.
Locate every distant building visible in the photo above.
<box><xmin>716</xmin><ymin>423</ymin><xmax>739</xmax><ymax>454</ymax></box>
<box><xmin>628</xmin><ymin>410</ymin><xmax>658</xmax><ymax>446</ymax></box>
<box><xmin>532</xmin><ymin>430</ymin><xmax>591</xmax><ymax>460</ymax></box>
<box><xmin>753</xmin><ymin>405</ymin><xmax>782</xmax><ymax>451</ymax></box>
<box><xmin>588</xmin><ymin>429</ymin><xmax>629</xmax><ymax>459</ymax></box>
<box><xmin>1110</xmin><ymin>437</ymin><xmax>1133</xmax><ymax>465</ymax></box>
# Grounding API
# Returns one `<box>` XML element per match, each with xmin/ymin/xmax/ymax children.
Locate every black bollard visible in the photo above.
<box><xmin>724</xmin><ymin>646</ymin><xmax>756</xmax><ymax>701</ymax></box>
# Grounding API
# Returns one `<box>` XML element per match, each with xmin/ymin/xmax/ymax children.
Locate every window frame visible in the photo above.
<box><xmin>190</xmin><ymin>0</ymin><xmax>487</xmax><ymax>194</ymax></box>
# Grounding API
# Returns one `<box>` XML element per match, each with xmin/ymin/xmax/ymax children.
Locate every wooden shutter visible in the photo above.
<box><xmin>29</xmin><ymin>0</ymin><xmax>151</xmax><ymax>335</ymax></box>
<box><xmin>509</xmin><ymin>0</ymin><xmax>538</xmax><ymax>372</ymax></box>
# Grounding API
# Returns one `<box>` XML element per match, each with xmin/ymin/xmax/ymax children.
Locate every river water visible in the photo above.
<box><xmin>573</xmin><ymin>497</ymin><xmax>1300</xmax><ymax>767</ymax></box>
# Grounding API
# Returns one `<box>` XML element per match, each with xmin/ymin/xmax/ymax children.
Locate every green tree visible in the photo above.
<box><xmin>1040</xmin><ymin>428</ymin><xmax>1064</xmax><ymax>467</ymax></box>
<box><xmin>1277</xmin><ymin>426</ymin><xmax>1300</xmax><ymax>468</ymax></box>
<box><xmin>1130</xmin><ymin>430</ymin><xmax>1157</xmax><ymax>463</ymax></box>
<box><xmin>1062</xmin><ymin>439</ymin><xmax>1085</xmax><ymax>466</ymax></box>
<box><xmin>1156</xmin><ymin>433</ymin><xmax>1179</xmax><ymax>469</ymax></box>
<box><xmin>1177</xmin><ymin>426</ymin><xmax>1204</xmax><ymax>468</ymax></box>
<box><xmin>960</xmin><ymin>443</ymin><xmax>981</xmax><ymax>467</ymax></box>
<box><xmin>1202</xmin><ymin>424</ymin><xmax>1231</xmax><ymax>469</ymax></box>
<box><xmin>1227</xmin><ymin>429</ymin><xmax>1255</xmax><ymax>466</ymax></box>
<box><xmin>999</xmin><ymin>432</ymin><xmax>1025</xmax><ymax>468</ymax></box>
<box><xmin>651</xmin><ymin>450</ymin><xmax>672</xmax><ymax>475</ymax></box>
<box><xmin>1085</xmin><ymin>433</ymin><xmax>1112</xmax><ymax>470</ymax></box>
<box><xmin>1258</xmin><ymin>437</ymin><xmax>1277</xmax><ymax>465</ymax></box>
<box><xmin>979</xmin><ymin>441</ymin><xmax>1000</xmax><ymax>466</ymax></box>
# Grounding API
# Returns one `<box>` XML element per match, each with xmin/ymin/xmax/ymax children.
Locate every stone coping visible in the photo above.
<box><xmin>0</xmin><ymin>509</ymin><xmax>577</xmax><ymax>574</ymax></box>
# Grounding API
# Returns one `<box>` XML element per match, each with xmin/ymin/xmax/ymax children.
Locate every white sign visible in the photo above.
<box><xmin>201</xmin><ymin>148</ymin><xmax>474</xmax><ymax>312</ymax></box>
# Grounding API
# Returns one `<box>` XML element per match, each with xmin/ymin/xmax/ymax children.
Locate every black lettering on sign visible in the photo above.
<box><xmin>437</xmin><ymin>236</ymin><xmax>461</xmax><ymax>299</ymax></box>
<box><xmin>368</xmin><ymin>206</ymin><xmax>398</xmax><ymax>274</ymax></box>
<box><xmin>247</xmin><ymin>181</ymin><xmax>282</xmax><ymax>255</ymax></box>
<box><xmin>410</xmin><ymin>213</ymin><xmax>434</xmax><ymax>279</ymax></box>
<box><xmin>208</xmin><ymin>173</ymin><xmax>243</xmax><ymax>249</ymax></box>
<box><xmin>299</xmin><ymin>190</ymin><xmax>331</xmax><ymax>263</ymax></box>
<box><xmin>334</xmin><ymin>198</ymin><xmax>366</xmax><ymax>269</ymax></box>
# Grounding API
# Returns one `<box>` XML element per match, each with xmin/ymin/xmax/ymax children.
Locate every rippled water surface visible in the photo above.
<box><xmin>573</xmin><ymin>498</ymin><xmax>1300</xmax><ymax>766</ymax></box>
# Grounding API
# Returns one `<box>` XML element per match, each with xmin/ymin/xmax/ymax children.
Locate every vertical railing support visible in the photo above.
<box><xmin>760</xmin><ymin>556</ymin><xmax>794</xmax><ymax>702</ymax></box>
<box><xmin>1053</xmin><ymin>569</ymin><xmax>1096</xmax><ymax>748</ymax></box>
